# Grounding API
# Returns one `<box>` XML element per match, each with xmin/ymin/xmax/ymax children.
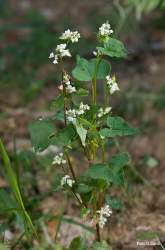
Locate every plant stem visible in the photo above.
<box><xmin>101</xmin><ymin>142</ymin><xmax>105</xmax><ymax>163</ymax></box>
<box><xmin>60</xmin><ymin>58</ymin><xmax>67</xmax><ymax>126</ymax></box>
<box><xmin>92</xmin><ymin>77</ymin><xmax>97</xmax><ymax>105</ymax></box>
<box><xmin>96</xmin><ymin>223</ymin><xmax>101</xmax><ymax>242</ymax></box>
<box><xmin>104</xmin><ymin>82</ymin><xmax>109</xmax><ymax>107</ymax></box>
<box><xmin>62</xmin><ymin>72</ymin><xmax>67</xmax><ymax>126</ymax></box>
<box><xmin>71</xmin><ymin>190</ymin><xmax>84</xmax><ymax>207</ymax></box>
<box><xmin>63</xmin><ymin>96</ymin><xmax>67</xmax><ymax>126</ymax></box>
<box><xmin>65</xmin><ymin>150</ymin><xmax>77</xmax><ymax>182</ymax></box>
<box><xmin>92</xmin><ymin>56</ymin><xmax>101</xmax><ymax>105</ymax></box>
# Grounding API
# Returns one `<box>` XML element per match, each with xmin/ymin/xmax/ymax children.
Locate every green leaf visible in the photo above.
<box><xmin>100</xmin><ymin>128</ymin><xmax>113</xmax><ymax>138</ymax></box>
<box><xmin>73</xmin><ymin>120</ymin><xmax>87</xmax><ymax>146</ymax></box>
<box><xmin>0</xmin><ymin>189</ymin><xmax>16</xmax><ymax>212</ymax></box>
<box><xmin>109</xmin><ymin>152</ymin><xmax>130</xmax><ymax>172</ymax></box>
<box><xmin>50</xmin><ymin>95</ymin><xmax>64</xmax><ymax>111</ymax></box>
<box><xmin>97</xmin><ymin>38</ymin><xmax>127</xmax><ymax>58</ymax></box>
<box><xmin>75</xmin><ymin>88</ymin><xmax>89</xmax><ymax>96</ymax></box>
<box><xmin>72</xmin><ymin>56</ymin><xmax>110</xmax><ymax>81</ymax></box>
<box><xmin>88</xmin><ymin>58</ymin><xmax>111</xmax><ymax>79</ymax></box>
<box><xmin>108</xmin><ymin>153</ymin><xmax>130</xmax><ymax>186</ymax></box>
<box><xmin>93</xmin><ymin>241</ymin><xmax>112</xmax><ymax>250</ymax></box>
<box><xmin>105</xmin><ymin>196</ymin><xmax>123</xmax><ymax>210</ymax></box>
<box><xmin>53</xmin><ymin>110</ymin><xmax>64</xmax><ymax>122</ymax></box>
<box><xmin>72</xmin><ymin>56</ymin><xmax>91</xmax><ymax>81</ymax></box>
<box><xmin>76</xmin><ymin>183</ymin><xmax>93</xmax><ymax>194</ymax></box>
<box><xmin>28</xmin><ymin>120</ymin><xmax>55</xmax><ymax>152</ymax></box>
<box><xmin>85</xmin><ymin>164</ymin><xmax>112</xmax><ymax>184</ymax></box>
<box><xmin>69</xmin><ymin>237</ymin><xmax>87</xmax><ymax>250</ymax></box>
<box><xmin>102</xmin><ymin>116</ymin><xmax>138</xmax><ymax>137</ymax></box>
<box><xmin>52</xmin><ymin>125</ymin><xmax>75</xmax><ymax>147</ymax></box>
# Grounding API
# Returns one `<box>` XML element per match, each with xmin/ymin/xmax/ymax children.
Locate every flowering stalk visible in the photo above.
<box><xmin>28</xmin><ymin>22</ymin><xmax>138</xmax><ymax>247</ymax></box>
<box><xmin>92</xmin><ymin>56</ymin><xmax>102</xmax><ymax>105</ymax></box>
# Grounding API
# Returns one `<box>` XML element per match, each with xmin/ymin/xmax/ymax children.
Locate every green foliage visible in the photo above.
<box><xmin>109</xmin><ymin>152</ymin><xmax>130</xmax><ymax>170</ymax></box>
<box><xmin>0</xmin><ymin>189</ymin><xmax>16</xmax><ymax>212</ymax></box>
<box><xmin>84</xmin><ymin>153</ymin><xmax>130</xmax><ymax>188</ymax></box>
<box><xmin>51</xmin><ymin>125</ymin><xmax>76</xmax><ymax>147</ymax></box>
<box><xmin>25</xmin><ymin>23</ymin><xmax>139</xmax><ymax>248</ymax></box>
<box><xmin>105</xmin><ymin>196</ymin><xmax>123</xmax><ymax>210</ymax></box>
<box><xmin>0</xmin><ymin>139</ymin><xmax>35</xmax><ymax>236</ymax></box>
<box><xmin>73</xmin><ymin>120</ymin><xmax>87</xmax><ymax>146</ymax></box>
<box><xmin>97</xmin><ymin>38</ymin><xmax>127</xmax><ymax>58</ymax></box>
<box><xmin>51</xmin><ymin>95</ymin><xmax>64</xmax><ymax>112</ymax></box>
<box><xmin>92</xmin><ymin>241</ymin><xmax>112</xmax><ymax>250</ymax></box>
<box><xmin>100</xmin><ymin>116</ymin><xmax>138</xmax><ymax>137</ymax></box>
<box><xmin>69</xmin><ymin>237</ymin><xmax>87</xmax><ymax>250</ymax></box>
<box><xmin>85</xmin><ymin>163</ymin><xmax>112</xmax><ymax>185</ymax></box>
<box><xmin>72</xmin><ymin>56</ymin><xmax>111</xmax><ymax>81</ymax></box>
<box><xmin>28</xmin><ymin>120</ymin><xmax>55</xmax><ymax>152</ymax></box>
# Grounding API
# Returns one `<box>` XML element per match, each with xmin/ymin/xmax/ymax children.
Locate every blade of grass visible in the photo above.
<box><xmin>0</xmin><ymin>139</ymin><xmax>36</xmax><ymax>237</ymax></box>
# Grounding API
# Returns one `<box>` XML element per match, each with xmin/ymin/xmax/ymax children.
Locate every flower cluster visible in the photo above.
<box><xmin>98</xmin><ymin>107</ymin><xmax>112</xmax><ymax>118</ymax></box>
<box><xmin>97</xmin><ymin>204</ymin><xmax>112</xmax><ymax>228</ymax></box>
<box><xmin>61</xmin><ymin>175</ymin><xmax>75</xmax><ymax>187</ymax></box>
<box><xmin>66</xmin><ymin>102</ymin><xmax>90</xmax><ymax>122</ymax></box>
<box><xmin>49</xmin><ymin>43</ymin><xmax>71</xmax><ymax>64</ymax></box>
<box><xmin>60</xmin><ymin>29</ymin><xmax>80</xmax><ymax>43</ymax></box>
<box><xmin>98</xmin><ymin>21</ymin><xmax>113</xmax><ymax>38</ymax></box>
<box><xmin>63</xmin><ymin>73</ymin><xmax>76</xmax><ymax>94</ymax></box>
<box><xmin>106</xmin><ymin>75</ymin><xmax>120</xmax><ymax>95</ymax></box>
<box><xmin>52</xmin><ymin>153</ymin><xmax>66</xmax><ymax>165</ymax></box>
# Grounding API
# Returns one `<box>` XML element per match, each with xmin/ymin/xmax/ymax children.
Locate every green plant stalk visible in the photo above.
<box><xmin>13</xmin><ymin>137</ymin><xmax>20</xmax><ymax>189</ymax></box>
<box><xmin>104</xmin><ymin>82</ymin><xmax>109</xmax><ymax>107</ymax></box>
<box><xmin>91</xmin><ymin>56</ymin><xmax>103</xmax><ymax>241</ymax></box>
<box><xmin>64</xmin><ymin>150</ymin><xmax>77</xmax><ymax>182</ymax></box>
<box><xmin>60</xmin><ymin>153</ymin><xmax>85</xmax><ymax>208</ymax></box>
<box><xmin>59</xmin><ymin>59</ymin><xmax>85</xmax><ymax>207</ymax></box>
<box><xmin>92</xmin><ymin>56</ymin><xmax>102</xmax><ymax>105</ymax></box>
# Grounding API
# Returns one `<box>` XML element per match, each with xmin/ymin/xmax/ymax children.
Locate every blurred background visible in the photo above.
<box><xmin>0</xmin><ymin>0</ymin><xmax>165</xmax><ymax>249</ymax></box>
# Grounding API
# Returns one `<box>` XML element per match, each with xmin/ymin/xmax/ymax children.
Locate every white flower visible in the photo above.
<box><xmin>49</xmin><ymin>52</ymin><xmax>54</xmax><ymax>58</ymax></box>
<box><xmin>56</xmin><ymin>43</ymin><xmax>71</xmax><ymax>57</ymax></box>
<box><xmin>53</xmin><ymin>55</ymin><xmax>58</xmax><ymax>64</ymax></box>
<box><xmin>97</xmin><ymin>205</ymin><xmax>112</xmax><ymax>228</ymax></box>
<box><xmin>63</xmin><ymin>73</ymin><xmax>76</xmax><ymax>94</ymax></box>
<box><xmin>98</xmin><ymin>107</ymin><xmax>112</xmax><ymax>118</ymax></box>
<box><xmin>49</xmin><ymin>52</ymin><xmax>58</xmax><ymax>64</ymax></box>
<box><xmin>99</xmin><ymin>21</ymin><xmax>113</xmax><ymax>37</ymax></box>
<box><xmin>106</xmin><ymin>75</ymin><xmax>120</xmax><ymax>95</ymax></box>
<box><xmin>66</xmin><ymin>109</ymin><xmax>77</xmax><ymax>122</ymax></box>
<box><xmin>80</xmin><ymin>102</ymin><xmax>90</xmax><ymax>111</ymax></box>
<box><xmin>93</xmin><ymin>51</ymin><xmax>98</xmax><ymax>56</ymax></box>
<box><xmin>66</xmin><ymin>102</ymin><xmax>90</xmax><ymax>122</ymax></box>
<box><xmin>61</xmin><ymin>175</ymin><xmax>75</xmax><ymax>187</ymax></box>
<box><xmin>60</xmin><ymin>29</ymin><xmax>80</xmax><ymax>43</ymax></box>
<box><xmin>66</xmin><ymin>85</ymin><xmax>76</xmax><ymax>93</ymax></box>
<box><xmin>49</xmin><ymin>43</ymin><xmax>71</xmax><ymax>65</ymax></box>
<box><xmin>52</xmin><ymin>153</ymin><xmax>66</xmax><ymax>165</ymax></box>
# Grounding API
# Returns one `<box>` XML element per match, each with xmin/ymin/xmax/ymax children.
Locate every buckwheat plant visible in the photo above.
<box><xmin>29</xmin><ymin>21</ymin><xmax>138</xmax><ymax>247</ymax></box>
